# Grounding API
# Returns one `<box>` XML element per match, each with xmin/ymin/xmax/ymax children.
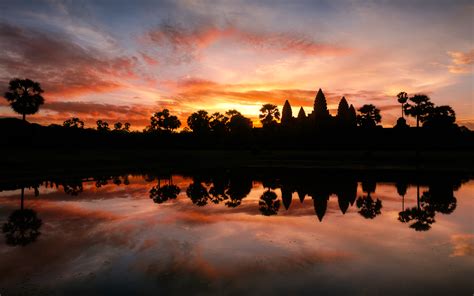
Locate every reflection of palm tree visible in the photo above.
<box><xmin>186</xmin><ymin>181</ymin><xmax>209</xmax><ymax>206</ymax></box>
<box><xmin>259</xmin><ymin>190</ymin><xmax>280</xmax><ymax>216</ymax></box>
<box><xmin>2</xmin><ymin>187</ymin><xmax>42</xmax><ymax>246</ymax></box>
<box><xmin>396</xmin><ymin>181</ymin><xmax>408</xmax><ymax>211</ymax></box>
<box><xmin>398</xmin><ymin>184</ymin><xmax>435</xmax><ymax>231</ymax></box>
<box><xmin>398</xmin><ymin>206</ymin><xmax>435</xmax><ymax>231</ymax></box>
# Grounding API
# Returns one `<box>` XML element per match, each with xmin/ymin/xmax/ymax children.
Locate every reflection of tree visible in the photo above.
<box><xmin>356</xmin><ymin>180</ymin><xmax>382</xmax><ymax>219</ymax></box>
<box><xmin>398</xmin><ymin>206</ymin><xmax>435</xmax><ymax>231</ymax></box>
<box><xmin>398</xmin><ymin>184</ymin><xmax>435</xmax><ymax>231</ymax></box>
<box><xmin>225</xmin><ymin>174</ymin><xmax>252</xmax><ymax>208</ymax></box>
<box><xmin>396</xmin><ymin>181</ymin><xmax>408</xmax><ymax>211</ymax></box>
<box><xmin>209</xmin><ymin>174</ymin><xmax>229</xmax><ymax>204</ymax></box>
<box><xmin>150</xmin><ymin>184</ymin><xmax>180</xmax><ymax>204</ymax></box>
<box><xmin>186</xmin><ymin>182</ymin><xmax>209</xmax><ymax>206</ymax></box>
<box><xmin>149</xmin><ymin>176</ymin><xmax>181</xmax><ymax>204</ymax></box>
<box><xmin>398</xmin><ymin>182</ymin><xmax>457</xmax><ymax>232</ymax></box>
<box><xmin>356</xmin><ymin>195</ymin><xmax>382</xmax><ymax>219</ymax></box>
<box><xmin>259</xmin><ymin>190</ymin><xmax>280</xmax><ymax>216</ymax></box>
<box><xmin>2</xmin><ymin>187</ymin><xmax>42</xmax><ymax>246</ymax></box>
<box><xmin>3</xmin><ymin>209</ymin><xmax>42</xmax><ymax>246</ymax></box>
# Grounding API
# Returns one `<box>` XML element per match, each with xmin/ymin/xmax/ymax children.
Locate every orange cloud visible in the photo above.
<box><xmin>0</xmin><ymin>22</ymin><xmax>138</xmax><ymax>98</ymax></box>
<box><xmin>146</xmin><ymin>22</ymin><xmax>351</xmax><ymax>63</ymax></box>
<box><xmin>447</xmin><ymin>49</ymin><xmax>474</xmax><ymax>74</ymax></box>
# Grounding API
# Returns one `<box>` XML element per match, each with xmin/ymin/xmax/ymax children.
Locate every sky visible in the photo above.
<box><xmin>0</xmin><ymin>0</ymin><xmax>473</xmax><ymax>130</ymax></box>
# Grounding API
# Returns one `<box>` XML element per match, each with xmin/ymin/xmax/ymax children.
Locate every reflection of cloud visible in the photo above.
<box><xmin>450</xmin><ymin>234</ymin><xmax>474</xmax><ymax>257</ymax></box>
<box><xmin>447</xmin><ymin>49</ymin><xmax>474</xmax><ymax>74</ymax></box>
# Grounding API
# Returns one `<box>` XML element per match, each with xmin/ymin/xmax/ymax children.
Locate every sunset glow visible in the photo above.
<box><xmin>0</xmin><ymin>0</ymin><xmax>472</xmax><ymax>129</ymax></box>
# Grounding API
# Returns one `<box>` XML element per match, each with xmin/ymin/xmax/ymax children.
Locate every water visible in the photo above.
<box><xmin>0</xmin><ymin>169</ymin><xmax>473</xmax><ymax>295</ymax></box>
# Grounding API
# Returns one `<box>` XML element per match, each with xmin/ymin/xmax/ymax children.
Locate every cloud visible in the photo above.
<box><xmin>145</xmin><ymin>21</ymin><xmax>351</xmax><ymax>64</ymax></box>
<box><xmin>0</xmin><ymin>22</ymin><xmax>138</xmax><ymax>98</ymax></box>
<box><xmin>447</xmin><ymin>49</ymin><xmax>474</xmax><ymax>73</ymax></box>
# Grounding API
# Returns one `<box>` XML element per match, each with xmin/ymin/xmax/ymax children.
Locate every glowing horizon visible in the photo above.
<box><xmin>0</xmin><ymin>0</ymin><xmax>472</xmax><ymax>130</ymax></box>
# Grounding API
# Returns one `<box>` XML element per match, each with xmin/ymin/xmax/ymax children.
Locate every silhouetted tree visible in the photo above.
<box><xmin>357</xmin><ymin>104</ymin><xmax>381</xmax><ymax>128</ymax></box>
<box><xmin>259</xmin><ymin>190</ymin><xmax>280</xmax><ymax>216</ymax></box>
<box><xmin>259</xmin><ymin>104</ymin><xmax>280</xmax><ymax>128</ymax></box>
<box><xmin>405</xmin><ymin>94</ymin><xmax>434</xmax><ymax>128</ymax></box>
<box><xmin>226</xmin><ymin>110</ymin><xmax>253</xmax><ymax>135</ymax></box>
<box><xmin>187</xmin><ymin>110</ymin><xmax>210</xmax><ymax>134</ymax></box>
<box><xmin>123</xmin><ymin>122</ymin><xmax>131</xmax><ymax>132</ymax></box>
<box><xmin>4</xmin><ymin>78</ymin><xmax>44</xmax><ymax>121</ymax></box>
<box><xmin>281</xmin><ymin>100</ymin><xmax>293</xmax><ymax>126</ymax></box>
<box><xmin>96</xmin><ymin>120</ymin><xmax>110</xmax><ymax>131</ymax></box>
<box><xmin>423</xmin><ymin>105</ymin><xmax>456</xmax><ymax>129</ymax></box>
<box><xmin>397</xmin><ymin>91</ymin><xmax>409</xmax><ymax>119</ymax></box>
<box><xmin>209</xmin><ymin>112</ymin><xmax>229</xmax><ymax>135</ymax></box>
<box><xmin>63</xmin><ymin>117</ymin><xmax>84</xmax><ymax>128</ymax></box>
<box><xmin>114</xmin><ymin>122</ymin><xmax>123</xmax><ymax>131</ymax></box>
<box><xmin>149</xmin><ymin>109</ymin><xmax>181</xmax><ymax>132</ymax></box>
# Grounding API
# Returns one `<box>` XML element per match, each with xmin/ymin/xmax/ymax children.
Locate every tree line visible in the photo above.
<box><xmin>3</xmin><ymin>78</ymin><xmax>460</xmax><ymax>134</ymax></box>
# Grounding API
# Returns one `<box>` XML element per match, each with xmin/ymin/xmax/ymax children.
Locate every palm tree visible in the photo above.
<box><xmin>405</xmin><ymin>94</ymin><xmax>434</xmax><ymax>128</ymax></box>
<box><xmin>397</xmin><ymin>92</ymin><xmax>408</xmax><ymax>119</ymax></box>
<box><xmin>4</xmin><ymin>78</ymin><xmax>45</xmax><ymax>121</ymax></box>
<box><xmin>259</xmin><ymin>104</ymin><xmax>280</xmax><ymax>128</ymax></box>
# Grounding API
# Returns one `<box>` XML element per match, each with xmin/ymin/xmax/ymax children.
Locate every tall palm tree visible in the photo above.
<box><xmin>397</xmin><ymin>92</ymin><xmax>408</xmax><ymax>119</ymax></box>
<box><xmin>405</xmin><ymin>94</ymin><xmax>433</xmax><ymax>128</ymax></box>
<box><xmin>4</xmin><ymin>78</ymin><xmax>45</xmax><ymax>121</ymax></box>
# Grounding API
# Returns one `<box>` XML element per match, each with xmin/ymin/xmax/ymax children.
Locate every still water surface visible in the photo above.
<box><xmin>0</xmin><ymin>170</ymin><xmax>473</xmax><ymax>295</ymax></box>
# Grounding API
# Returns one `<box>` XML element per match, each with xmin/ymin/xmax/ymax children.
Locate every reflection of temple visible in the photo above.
<box><xmin>0</xmin><ymin>170</ymin><xmax>465</xmax><ymax>235</ymax></box>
